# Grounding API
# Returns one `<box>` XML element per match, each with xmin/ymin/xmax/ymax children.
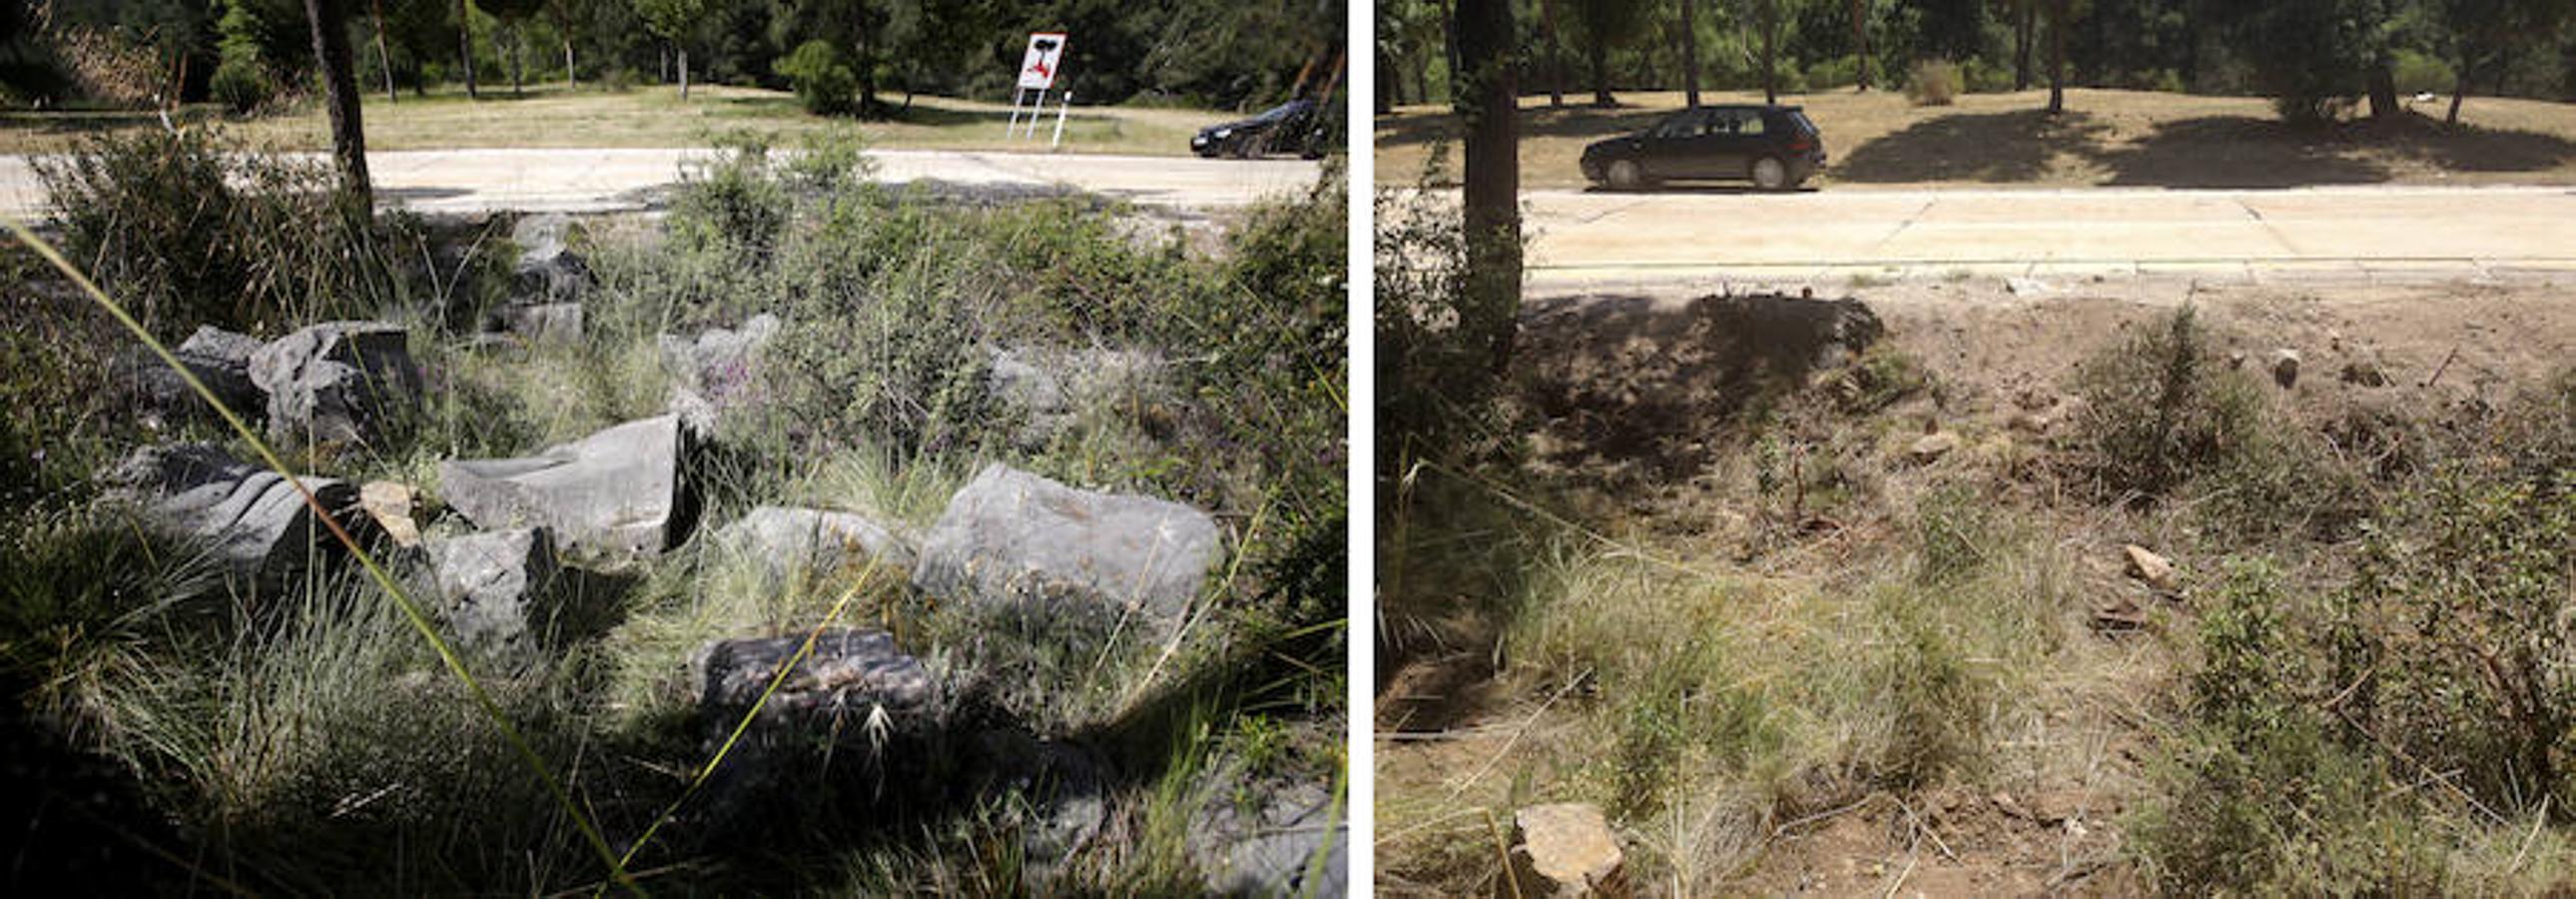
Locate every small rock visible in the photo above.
<box><xmin>510</xmin><ymin>213</ymin><xmax>592</xmax><ymax>302</ymax></box>
<box><xmin>132</xmin><ymin>326</ymin><xmax>265</xmax><ymax>426</ymax></box>
<box><xmin>1908</xmin><ymin>431</ymin><xmax>1962</xmax><ymax>463</ymax></box>
<box><xmin>2123</xmin><ymin>544</ymin><xmax>2177</xmax><ymax>591</ymax></box>
<box><xmin>249</xmin><ymin>322</ymin><xmax>423</xmax><ymax>449</ymax></box>
<box><xmin>439</xmin><ymin>415</ymin><xmax>688</xmax><ymax>568</ymax></box>
<box><xmin>359</xmin><ymin>480</ymin><xmax>421</xmax><ymax>547</ymax></box>
<box><xmin>1190</xmin><ymin>773</ymin><xmax>1347</xmax><ymax>898</ymax></box>
<box><xmin>423</xmin><ymin>527</ymin><xmax>556</xmax><ymax>649</ymax></box>
<box><xmin>2340</xmin><ymin>359</ymin><xmax>2388</xmax><ymax>388</ymax></box>
<box><xmin>1511</xmin><ymin>803</ymin><xmax>1626</xmax><ymax>897</ymax></box>
<box><xmin>2227</xmin><ymin>350</ymin><xmax>2248</xmax><ymax>370</ymax></box>
<box><xmin>2269</xmin><ymin>349</ymin><xmax>2301</xmax><ymax>389</ymax></box>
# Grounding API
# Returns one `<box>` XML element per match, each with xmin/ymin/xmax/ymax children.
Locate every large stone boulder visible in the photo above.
<box><xmin>423</xmin><ymin>527</ymin><xmax>558</xmax><ymax>650</ymax></box>
<box><xmin>1189</xmin><ymin>774</ymin><xmax>1349</xmax><ymax>898</ymax></box>
<box><xmin>510</xmin><ymin>213</ymin><xmax>592</xmax><ymax>303</ymax></box>
<box><xmin>713</xmin><ymin>505</ymin><xmax>914</xmax><ymax>586</ymax></box>
<box><xmin>131</xmin><ymin>326</ymin><xmax>266</xmax><ymax>428</ymax></box>
<box><xmin>684</xmin><ymin>629</ymin><xmax>947</xmax><ymax>834</ymax></box>
<box><xmin>661</xmin><ymin>314</ymin><xmax>782</xmax><ymax>433</ymax></box>
<box><xmin>107</xmin><ymin>444</ymin><xmax>362</xmax><ymax>580</ymax></box>
<box><xmin>437</xmin><ymin>416</ymin><xmax>688</xmax><ymax>568</ymax></box>
<box><xmin>911</xmin><ymin>464</ymin><xmax>1221</xmax><ymax>637</ymax></box>
<box><xmin>248</xmin><ymin>322</ymin><xmax>423</xmax><ymax>449</ymax></box>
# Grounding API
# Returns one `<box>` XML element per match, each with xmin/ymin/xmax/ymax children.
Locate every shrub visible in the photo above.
<box><xmin>33</xmin><ymin>129</ymin><xmax>427</xmax><ymax>338</ymax></box>
<box><xmin>1805</xmin><ymin>55</ymin><xmax>1861</xmax><ymax>91</ymax></box>
<box><xmin>211</xmin><ymin>0</ymin><xmax>274</xmax><ymax>113</ymax></box>
<box><xmin>2391</xmin><ymin>49</ymin><xmax>2456</xmax><ymax>96</ymax></box>
<box><xmin>776</xmin><ymin>40</ymin><xmax>859</xmax><ymax>116</ymax></box>
<box><xmin>1960</xmin><ymin>57</ymin><xmax>2014</xmax><ymax>93</ymax></box>
<box><xmin>1905</xmin><ymin>60</ymin><xmax>1962</xmax><ymax>106</ymax></box>
<box><xmin>669</xmin><ymin>131</ymin><xmax>792</xmax><ymax>260</ymax></box>
<box><xmin>2067</xmin><ymin>306</ymin><xmax>2265</xmax><ymax>501</ymax></box>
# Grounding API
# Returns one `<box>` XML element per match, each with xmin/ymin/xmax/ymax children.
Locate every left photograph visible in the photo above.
<box><xmin>0</xmin><ymin>1</ymin><xmax>1347</xmax><ymax>894</ymax></box>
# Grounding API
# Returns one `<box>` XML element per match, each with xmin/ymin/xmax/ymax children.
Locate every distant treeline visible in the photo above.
<box><xmin>1</xmin><ymin>0</ymin><xmax>1345</xmax><ymax>111</ymax></box>
<box><xmin>1380</xmin><ymin>0</ymin><xmax>2576</xmax><ymax>110</ymax></box>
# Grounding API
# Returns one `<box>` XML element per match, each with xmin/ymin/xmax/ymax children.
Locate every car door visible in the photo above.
<box><xmin>1701</xmin><ymin>108</ymin><xmax>1760</xmax><ymax>180</ymax></box>
<box><xmin>1638</xmin><ymin>110</ymin><xmax>1705</xmax><ymax>181</ymax></box>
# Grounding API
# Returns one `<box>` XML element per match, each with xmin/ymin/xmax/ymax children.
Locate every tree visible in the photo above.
<box><xmin>633</xmin><ymin>0</ymin><xmax>707</xmax><ymax>98</ymax></box>
<box><xmin>2441</xmin><ymin>0</ymin><xmax>2576</xmax><ymax>122</ymax></box>
<box><xmin>481</xmin><ymin>0</ymin><xmax>543</xmax><ymax>93</ymax></box>
<box><xmin>1540</xmin><ymin>0</ymin><xmax>1569</xmax><ymax>106</ymax></box>
<box><xmin>1853</xmin><ymin>0</ymin><xmax>1874</xmax><ymax>90</ymax></box>
<box><xmin>453</xmin><ymin>0</ymin><xmax>476</xmax><ymax>98</ymax></box>
<box><xmin>2001</xmin><ymin>0</ymin><xmax>2034</xmax><ymax>89</ymax></box>
<box><xmin>305</xmin><ymin>0</ymin><xmax>370</xmax><ymax>202</ymax></box>
<box><xmin>1745</xmin><ymin>0</ymin><xmax>1785</xmax><ymax>105</ymax></box>
<box><xmin>1455</xmin><ymin>0</ymin><xmax>1520</xmax><ymax>373</ymax></box>
<box><xmin>1570</xmin><ymin>0</ymin><xmax>1649</xmax><ymax>106</ymax></box>
<box><xmin>2046</xmin><ymin>0</ymin><xmax>2069</xmax><ymax>113</ymax></box>
<box><xmin>544</xmin><ymin>0</ymin><xmax>585</xmax><ymax>88</ymax></box>
<box><xmin>1678</xmin><ymin>0</ymin><xmax>1700</xmax><ymax>107</ymax></box>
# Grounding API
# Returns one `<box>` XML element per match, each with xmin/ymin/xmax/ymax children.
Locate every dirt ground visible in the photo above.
<box><xmin>1376</xmin><ymin>87</ymin><xmax>2576</xmax><ymax>190</ymax></box>
<box><xmin>1377</xmin><ymin>274</ymin><xmax>2576</xmax><ymax>896</ymax></box>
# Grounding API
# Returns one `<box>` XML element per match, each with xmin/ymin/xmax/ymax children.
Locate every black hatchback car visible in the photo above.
<box><xmin>1581</xmin><ymin>104</ymin><xmax>1825</xmax><ymax>191</ymax></box>
<box><xmin>1191</xmin><ymin>98</ymin><xmax>1327</xmax><ymax>159</ymax></box>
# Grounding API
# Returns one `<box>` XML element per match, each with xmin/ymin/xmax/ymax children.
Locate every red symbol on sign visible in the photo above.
<box><xmin>1026</xmin><ymin>60</ymin><xmax>1052</xmax><ymax>79</ymax></box>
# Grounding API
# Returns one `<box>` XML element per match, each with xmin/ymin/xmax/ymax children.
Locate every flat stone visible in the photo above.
<box><xmin>359</xmin><ymin>480</ymin><xmax>421</xmax><ymax>547</ymax></box>
<box><xmin>1909</xmin><ymin>431</ymin><xmax>1962</xmax><ymax>463</ymax></box>
<box><xmin>423</xmin><ymin>527</ymin><xmax>556</xmax><ymax>649</ymax></box>
<box><xmin>2124</xmin><ymin>544</ymin><xmax>2178</xmax><ymax>591</ymax></box>
<box><xmin>911</xmin><ymin>463</ymin><xmax>1221</xmax><ymax>638</ymax></box>
<box><xmin>107</xmin><ymin>443</ymin><xmax>360</xmax><ymax>580</ymax></box>
<box><xmin>1512</xmin><ymin>803</ymin><xmax>1626</xmax><ymax>897</ymax></box>
<box><xmin>714</xmin><ymin>505</ymin><xmax>914</xmax><ymax>585</ymax></box>
<box><xmin>248</xmin><ymin>322</ymin><xmax>422</xmax><ymax>448</ymax></box>
<box><xmin>438</xmin><ymin>416</ymin><xmax>687</xmax><ymax>567</ymax></box>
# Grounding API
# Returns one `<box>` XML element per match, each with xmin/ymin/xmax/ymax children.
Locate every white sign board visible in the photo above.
<box><xmin>1018</xmin><ymin>32</ymin><xmax>1067</xmax><ymax>90</ymax></box>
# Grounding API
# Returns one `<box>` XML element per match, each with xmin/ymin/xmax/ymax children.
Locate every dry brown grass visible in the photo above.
<box><xmin>0</xmin><ymin>85</ymin><xmax>1229</xmax><ymax>155</ymax></box>
<box><xmin>1376</xmin><ymin>87</ymin><xmax>2576</xmax><ymax>190</ymax></box>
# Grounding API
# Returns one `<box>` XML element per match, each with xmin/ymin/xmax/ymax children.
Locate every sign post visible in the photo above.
<box><xmin>1010</xmin><ymin>32</ymin><xmax>1066</xmax><ymax>140</ymax></box>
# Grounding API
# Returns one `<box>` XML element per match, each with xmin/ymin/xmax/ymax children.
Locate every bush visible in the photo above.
<box><xmin>669</xmin><ymin>131</ymin><xmax>792</xmax><ymax>261</ymax></box>
<box><xmin>1905</xmin><ymin>60</ymin><xmax>1962</xmax><ymax>106</ymax></box>
<box><xmin>1960</xmin><ymin>57</ymin><xmax>2014</xmax><ymax>93</ymax></box>
<box><xmin>2392</xmin><ymin>49</ymin><xmax>2456</xmax><ymax>96</ymax></box>
<box><xmin>2067</xmin><ymin>306</ymin><xmax>2265</xmax><ymax>501</ymax></box>
<box><xmin>776</xmin><ymin>40</ymin><xmax>859</xmax><ymax>116</ymax></box>
<box><xmin>32</xmin><ymin>129</ymin><xmax>428</xmax><ymax>338</ymax></box>
<box><xmin>211</xmin><ymin>0</ymin><xmax>273</xmax><ymax>113</ymax></box>
<box><xmin>1805</xmin><ymin>55</ymin><xmax>1861</xmax><ymax>91</ymax></box>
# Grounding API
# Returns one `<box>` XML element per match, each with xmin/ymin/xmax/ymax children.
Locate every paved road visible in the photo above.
<box><xmin>0</xmin><ymin>148</ymin><xmax>1323</xmax><ymax>219</ymax></box>
<box><xmin>1513</xmin><ymin>185</ymin><xmax>2576</xmax><ymax>290</ymax></box>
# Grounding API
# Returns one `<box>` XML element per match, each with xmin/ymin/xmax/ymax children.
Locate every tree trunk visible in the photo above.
<box><xmin>1541</xmin><ymin>0</ymin><xmax>1566</xmax><ymax>107</ymax></box>
<box><xmin>1589</xmin><ymin>28</ymin><xmax>1613</xmax><ymax>106</ymax></box>
<box><xmin>564</xmin><ymin>39</ymin><xmax>575</xmax><ymax>89</ymax></box>
<box><xmin>2014</xmin><ymin>1</ymin><xmax>2034</xmax><ymax>91</ymax></box>
<box><xmin>1377</xmin><ymin>48</ymin><xmax>1395</xmax><ymax>113</ymax></box>
<box><xmin>507</xmin><ymin>25</ymin><xmax>522</xmax><ymax>95</ymax></box>
<box><xmin>679</xmin><ymin>46</ymin><xmax>689</xmax><ymax>100</ymax></box>
<box><xmin>2366</xmin><ymin>55</ymin><xmax>2397</xmax><ymax>120</ymax></box>
<box><xmin>369</xmin><ymin>0</ymin><xmax>394</xmax><ymax>102</ymax></box>
<box><xmin>1438</xmin><ymin>0</ymin><xmax>1462</xmax><ymax>103</ymax></box>
<box><xmin>455</xmin><ymin>0</ymin><xmax>478</xmax><ymax>99</ymax></box>
<box><xmin>1853</xmin><ymin>0</ymin><xmax>1872</xmax><ymax>91</ymax></box>
<box><xmin>1456</xmin><ymin>0</ymin><xmax>1521</xmax><ymax>375</ymax></box>
<box><xmin>2047</xmin><ymin>0</ymin><xmax>2068</xmax><ymax>114</ymax></box>
<box><xmin>1680</xmin><ymin>0</ymin><xmax>1699</xmax><ymax>108</ymax></box>
<box><xmin>1759</xmin><ymin>0</ymin><xmax>1778</xmax><ymax>105</ymax></box>
<box><xmin>305</xmin><ymin>0</ymin><xmax>371</xmax><ymax>204</ymax></box>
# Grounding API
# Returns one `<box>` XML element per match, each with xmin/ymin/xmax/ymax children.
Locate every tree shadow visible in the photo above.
<box><xmin>2088</xmin><ymin>115</ymin><xmax>2393</xmax><ymax>188</ymax></box>
<box><xmin>1832</xmin><ymin>108</ymin><xmax>2110</xmax><ymax>184</ymax></box>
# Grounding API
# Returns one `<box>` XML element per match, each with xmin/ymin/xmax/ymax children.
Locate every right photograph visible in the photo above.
<box><xmin>1375</xmin><ymin>1</ymin><xmax>2576</xmax><ymax>895</ymax></box>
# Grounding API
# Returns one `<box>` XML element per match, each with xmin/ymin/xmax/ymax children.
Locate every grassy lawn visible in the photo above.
<box><xmin>1378</xmin><ymin>86</ymin><xmax>2576</xmax><ymax>189</ymax></box>
<box><xmin>0</xmin><ymin>84</ymin><xmax>1232</xmax><ymax>155</ymax></box>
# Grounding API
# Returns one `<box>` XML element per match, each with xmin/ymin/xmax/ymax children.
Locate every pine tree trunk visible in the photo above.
<box><xmin>456</xmin><ymin>0</ymin><xmax>478</xmax><ymax>99</ymax></box>
<box><xmin>2047</xmin><ymin>0</ymin><xmax>2067</xmax><ymax>114</ymax></box>
<box><xmin>1759</xmin><ymin>0</ymin><xmax>1778</xmax><ymax>105</ymax></box>
<box><xmin>1853</xmin><ymin>0</ymin><xmax>1872</xmax><ymax>91</ymax></box>
<box><xmin>1540</xmin><ymin>0</ymin><xmax>1566</xmax><ymax>107</ymax></box>
<box><xmin>370</xmin><ymin>0</ymin><xmax>394</xmax><ymax>102</ymax></box>
<box><xmin>679</xmin><ymin>47</ymin><xmax>689</xmax><ymax>100</ymax></box>
<box><xmin>1680</xmin><ymin>0</ymin><xmax>1699</xmax><ymax>108</ymax></box>
<box><xmin>2367</xmin><ymin>56</ymin><xmax>2398</xmax><ymax>120</ymax></box>
<box><xmin>1456</xmin><ymin>0</ymin><xmax>1521</xmax><ymax>375</ymax></box>
<box><xmin>2014</xmin><ymin>1</ymin><xmax>2034</xmax><ymax>91</ymax></box>
<box><xmin>1590</xmin><ymin>31</ymin><xmax>1612</xmax><ymax>106</ymax></box>
<box><xmin>305</xmin><ymin>0</ymin><xmax>371</xmax><ymax>203</ymax></box>
<box><xmin>565</xmin><ymin>40</ymin><xmax>575</xmax><ymax>89</ymax></box>
<box><xmin>508</xmin><ymin>25</ymin><xmax>522</xmax><ymax>95</ymax></box>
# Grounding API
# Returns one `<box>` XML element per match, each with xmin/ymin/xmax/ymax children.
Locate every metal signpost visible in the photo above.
<box><xmin>1007</xmin><ymin>32</ymin><xmax>1067</xmax><ymax>140</ymax></box>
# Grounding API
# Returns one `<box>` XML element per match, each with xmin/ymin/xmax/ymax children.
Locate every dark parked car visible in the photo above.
<box><xmin>1581</xmin><ymin>104</ymin><xmax>1826</xmax><ymax>191</ymax></box>
<box><xmin>1191</xmin><ymin>98</ymin><xmax>1328</xmax><ymax>159</ymax></box>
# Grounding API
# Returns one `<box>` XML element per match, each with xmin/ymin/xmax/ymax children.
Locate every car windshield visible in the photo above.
<box><xmin>1252</xmin><ymin>101</ymin><xmax>1310</xmax><ymax>123</ymax></box>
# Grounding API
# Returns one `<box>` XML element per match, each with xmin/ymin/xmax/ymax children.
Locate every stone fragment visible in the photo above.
<box><xmin>359</xmin><ymin>480</ymin><xmax>421</xmax><ymax>547</ymax></box>
<box><xmin>107</xmin><ymin>444</ymin><xmax>360</xmax><ymax>580</ymax></box>
<box><xmin>911</xmin><ymin>463</ymin><xmax>1220</xmax><ymax>638</ymax></box>
<box><xmin>248</xmin><ymin>322</ymin><xmax>422</xmax><ymax>448</ymax></box>
<box><xmin>1511</xmin><ymin>803</ymin><xmax>1627</xmax><ymax>897</ymax></box>
<box><xmin>438</xmin><ymin>415</ymin><xmax>687</xmax><ymax>567</ymax></box>
<box><xmin>2124</xmin><ymin>544</ymin><xmax>2178</xmax><ymax>591</ymax></box>
<box><xmin>423</xmin><ymin>527</ymin><xmax>556</xmax><ymax>649</ymax></box>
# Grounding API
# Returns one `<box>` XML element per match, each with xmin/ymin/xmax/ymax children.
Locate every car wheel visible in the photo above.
<box><xmin>1608</xmin><ymin>160</ymin><xmax>1645</xmax><ymax>191</ymax></box>
<box><xmin>1751</xmin><ymin>157</ymin><xmax>1790</xmax><ymax>192</ymax></box>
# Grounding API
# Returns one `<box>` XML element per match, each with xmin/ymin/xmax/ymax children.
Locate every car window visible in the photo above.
<box><xmin>1738</xmin><ymin>111</ymin><xmax>1767</xmax><ymax>136</ymax></box>
<box><xmin>1652</xmin><ymin>112</ymin><xmax>1699</xmax><ymax>140</ymax></box>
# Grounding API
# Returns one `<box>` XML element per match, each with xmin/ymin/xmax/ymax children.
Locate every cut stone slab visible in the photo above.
<box><xmin>660</xmin><ymin>314</ymin><xmax>781</xmax><ymax>433</ymax></box>
<box><xmin>497</xmin><ymin>301</ymin><xmax>583</xmax><ymax>345</ymax></box>
<box><xmin>1511</xmin><ymin>803</ymin><xmax>1628</xmax><ymax>897</ymax></box>
<box><xmin>132</xmin><ymin>326</ymin><xmax>265</xmax><ymax>427</ymax></box>
<box><xmin>249</xmin><ymin>322</ymin><xmax>423</xmax><ymax>448</ymax></box>
<box><xmin>423</xmin><ymin>527</ymin><xmax>556</xmax><ymax>649</ymax></box>
<box><xmin>1190</xmin><ymin>775</ymin><xmax>1348</xmax><ymax>898</ymax></box>
<box><xmin>510</xmin><ymin>213</ymin><xmax>592</xmax><ymax>302</ymax></box>
<box><xmin>106</xmin><ymin>444</ymin><xmax>360</xmax><ymax>580</ymax></box>
<box><xmin>714</xmin><ymin>505</ymin><xmax>914</xmax><ymax>585</ymax></box>
<box><xmin>438</xmin><ymin>416</ymin><xmax>687</xmax><ymax>567</ymax></box>
<box><xmin>359</xmin><ymin>480</ymin><xmax>421</xmax><ymax>547</ymax></box>
<box><xmin>911</xmin><ymin>463</ymin><xmax>1221</xmax><ymax>637</ymax></box>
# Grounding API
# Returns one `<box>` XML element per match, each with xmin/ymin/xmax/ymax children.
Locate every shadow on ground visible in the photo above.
<box><xmin>1832</xmin><ymin>108</ymin><xmax>2111</xmax><ymax>184</ymax></box>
